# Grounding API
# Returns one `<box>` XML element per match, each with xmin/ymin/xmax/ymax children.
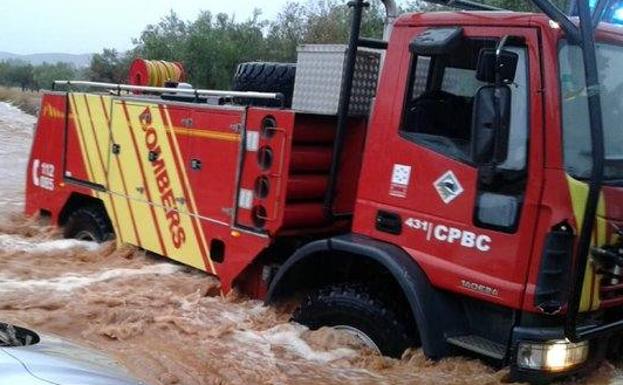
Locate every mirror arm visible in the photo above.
<box><xmin>495</xmin><ymin>36</ymin><xmax>510</xmax><ymax>60</ymax></box>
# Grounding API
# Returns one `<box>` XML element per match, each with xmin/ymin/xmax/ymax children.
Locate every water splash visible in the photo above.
<box><xmin>0</xmin><ymin>100</ymin><xmax>620</xmax><ymax>385</ymax></box>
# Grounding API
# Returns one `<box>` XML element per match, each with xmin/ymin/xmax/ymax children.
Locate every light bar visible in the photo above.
<box><xmin>52</xmin><ymin>80</ymin><xmax>283</xmax><ymax>101</ymax></box>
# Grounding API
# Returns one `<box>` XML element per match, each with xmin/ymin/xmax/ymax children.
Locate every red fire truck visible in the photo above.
<box><xmin>24</xmin><ymin>0</ymin><xmax>623</xmax><ymax>382</ymax></box>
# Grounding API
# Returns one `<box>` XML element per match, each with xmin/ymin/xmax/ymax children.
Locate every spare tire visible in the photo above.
<box><xmin>232</xmin><ymin>62</ymin><xmax>296</xmax><ymax>108</ymax></box>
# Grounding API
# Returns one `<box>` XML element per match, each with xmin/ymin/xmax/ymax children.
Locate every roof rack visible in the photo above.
<box><xmin>422</xmin><ymin>0</ymin><xmax>505</xmax><ymax>11</ymax></box>
<box><xmin>52</xmin><ymin>80</ymin><xmax>284</xmax><ymax>104</ymax></box>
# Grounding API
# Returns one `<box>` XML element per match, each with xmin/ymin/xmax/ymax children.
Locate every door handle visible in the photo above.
<box><xmin>148</xmin><ymin>151</ymin><xmax>159</xmax><ymax>162</ymax></box>
<box><xmin>191</xmin><ymin>158</ymin><xmax>202</xmax><ymax>170</ymax></box>
<box><xmin>181</xmin><ymin>118</ymin><xmax>193</xmax><ymax>128</ymax></box>
<box><xmin>376</xmin><ymin>210</ymin><xmax>402</xmax><ymax>235</ymax></box>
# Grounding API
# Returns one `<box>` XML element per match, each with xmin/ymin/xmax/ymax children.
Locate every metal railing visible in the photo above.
<box><xmin>52</xmin><ymin>80</ymin><xmax>285</xmax><ymax>104</ymax></box>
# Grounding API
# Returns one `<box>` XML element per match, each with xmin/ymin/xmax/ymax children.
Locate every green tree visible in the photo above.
<box><xmin>133</xmin><ymin>9</ymin><xmax>269</xmax><ymax>89</ymax></box>
<box><xmin>0</xmin><ymin>61</ymin><xmax>35</xmax><ymax>91</ymax></box>
<box><xmin>266</xmin><ymin>3</ymin><xmax>307</xmax><ymax>62</ymax></box>
<box><xmin>33</xmin><ymin>62</ymin><xmax>77</xmax><ymax>90</ymax></box>
<box><xmin>88</xmin><ymin>48</ymin><xmax>134</xmax><ymax>83</ymax></box>
<box><xmin>86</xmin><ymin>49</ymin><xmax>135</xmax><ymax>83</ymax></box>
<box><xmin>135</xmin><ymin>10</ymin><xmax>188</xmax><ymax>61</ymax></box>
<box><xmin>88</xmin><ymin>0</ymin><xmax>575</xmax><ymax>90</ymax></box>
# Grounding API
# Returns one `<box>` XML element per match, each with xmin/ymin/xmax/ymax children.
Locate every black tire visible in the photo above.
<box><xmin>232</xmin><ymin>62</ymin><xmax>296</xmax><ymax>108</ymax></box>
<box><xmin>63</xmin><ymin>206</ymin><xmax>114</xmax><ymax>243</ymax></box>
<box><xmin>293</xmin><ymin>283</ymin><xmax>419</xmax><ymax>357</ymax></box>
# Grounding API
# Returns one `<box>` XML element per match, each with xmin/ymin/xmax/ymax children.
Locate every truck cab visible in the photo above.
<box><xmin>270</xmin><ymin>8</ymin><xmax>623</xmax><ymax>382</ymax></box>
<box><xmin>24</xmin><ymin>1</ymin><xmax>623</xmax><ymax>383</ymax></box>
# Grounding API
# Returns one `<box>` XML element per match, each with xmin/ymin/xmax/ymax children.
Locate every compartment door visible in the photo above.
<box><xmin>64</xmin><ymin>92</ymin><xmax>111</xmax><ymax>186</ymax></box>
<box><xmin>107</xmin><ymin>99</ymin><xmax>212</xmax><ymax>272</ymax></box>
<box><xmin>183</xmin><ymin>108</ymin><xmax>244</xmax><ymax>225</ymax></box>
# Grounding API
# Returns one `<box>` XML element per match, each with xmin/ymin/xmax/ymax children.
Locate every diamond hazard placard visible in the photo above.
<box><xmin>434</xmin><ymin>170</ymin><xmax>464</xmax><ymax>204</ymax></box>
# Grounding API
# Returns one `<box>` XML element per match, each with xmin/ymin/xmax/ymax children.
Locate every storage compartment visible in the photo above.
<box><xmin>292</xmin><ymin>44</ymin><xmax>381</xmax><ymax>116</ymax></box>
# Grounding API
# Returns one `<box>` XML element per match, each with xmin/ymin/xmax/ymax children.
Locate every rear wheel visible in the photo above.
<box><xmin>63</xmin><ymin>206</ymin><xmax>114</xmax><ymax>243</ymax></box>
<box><xmin>293</xmin><ymin>283</ymin><xmax>418</xmax><ymax>357</ymax></box>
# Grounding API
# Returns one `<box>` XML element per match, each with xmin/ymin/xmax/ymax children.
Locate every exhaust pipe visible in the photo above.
<box><xmin>325</xmin><ymin>0</ymin><xmax>398</xmax><ymax>218</ymax></box>
<box><xmin>381</xmin><ymin>0</ymin><xmax>399</xmax><ymax>40</ymax></box>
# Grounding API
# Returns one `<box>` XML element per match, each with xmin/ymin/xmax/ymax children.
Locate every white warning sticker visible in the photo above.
<box><xmin>246</xmin><ymin>131</ymin><xmax>260</xmax><ymax>152</ymax></box>
<box><xmin>238</xmin><ymin>188</ymin><xmax>254</xmax><ymax>209</ymax></box>
<box><xmin>32</xmin><ymin>159</ymin><xmax>55</xmax><ymax>191</ymax></box>
<box><xmin>389</xmin><ymin>164</ymin><xmax>411</xmax><ymax>198</ymax></box>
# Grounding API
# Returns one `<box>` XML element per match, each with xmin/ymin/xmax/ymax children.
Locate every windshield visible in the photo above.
<box><xmin>559</xmin><ymin>41</ymin><xmax>623</xmax><ymax>181</ymax></box>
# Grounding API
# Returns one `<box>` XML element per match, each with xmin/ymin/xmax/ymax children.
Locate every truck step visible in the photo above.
<box><xmin>446</xmin><ymin>335</ymin><xmax>506</xmax><ymax>360</ymax></box>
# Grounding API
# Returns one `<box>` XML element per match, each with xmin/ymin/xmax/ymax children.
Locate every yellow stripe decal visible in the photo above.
<box><xmin>567</xmin><ymin>175</ymin><xmax>605</xmax><ymax>312</ymax></box>
<box><xmin>171</xmin><ymin>127</ymin><xmax>240</xmax><ymax>142</ymax></box>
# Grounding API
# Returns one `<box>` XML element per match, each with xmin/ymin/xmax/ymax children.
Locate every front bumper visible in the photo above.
<box><xmin>509</xmin><ymin>326</ymin><xmax>609</xmax><ymax>384</ymax></box>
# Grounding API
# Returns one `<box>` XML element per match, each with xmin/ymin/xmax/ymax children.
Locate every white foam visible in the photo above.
<box><xmin>610</xmin><ymin>370</ymin><xmax>623</xmax><ymax>385</ymax></box>
<box><xmin>0</xmin><ymin>102</ymin><xmax>36</xmax><ymax>131</ymax></box>
<box><xmin>0</xmin><ymin>234</ymin><xmax>101</xmax><ymax>253</ymax></box>
<box><xmin>0</xmin><ymin>263</ymin><xmax>182</xmax><ymax>292</ymax></box>
<box><xmin>0</xmin><ymin>101</ymin><xmax>35</xmax><ymax>120</ymax></box>
<box><xmin>234</xmin><ymin>324</ymin><xmax>357</xmax><ymax>363</ymax></box>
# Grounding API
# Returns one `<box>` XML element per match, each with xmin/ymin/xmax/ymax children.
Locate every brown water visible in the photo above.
<box><xmin>0</xmin><ymin>101</ymin><xmax>620</xmax><ymax>385</ymax></box>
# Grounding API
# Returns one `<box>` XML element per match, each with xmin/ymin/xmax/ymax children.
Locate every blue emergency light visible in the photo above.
<box><xmin>570</xmin><ymin>0</ymin><xmax>623</xmax><ymax>25</ymax></box>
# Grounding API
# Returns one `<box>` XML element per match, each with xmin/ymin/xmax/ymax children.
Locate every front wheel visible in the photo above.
<box><xmin>293</xmin><ymin>283</ymin><xmax>419</xmax><ymax>357</ymax></box>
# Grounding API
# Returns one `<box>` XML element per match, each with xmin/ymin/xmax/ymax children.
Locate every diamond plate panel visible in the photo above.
<box><xmin>292</xmin><ymin>44</ymin><xmax>381</xmax><ymax>116</ymax></box>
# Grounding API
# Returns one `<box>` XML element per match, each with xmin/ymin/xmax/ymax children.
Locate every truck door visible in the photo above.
<box><xmin>356</xmin><ymin>26</ymin><xmax>544</xmax><ymax>309</ymax></box>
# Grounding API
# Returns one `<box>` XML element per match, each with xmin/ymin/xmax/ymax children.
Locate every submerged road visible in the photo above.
<box><xmin>0</xmin><ymin>102</ymin><xmax>619</xmax><ymax>385</ymax></box>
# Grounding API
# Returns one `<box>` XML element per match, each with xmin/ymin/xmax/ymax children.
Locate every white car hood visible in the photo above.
<box><xmin>0</xmin><ymin>334</ymin><xmax>142</xmax><ymax>385</ymax></box>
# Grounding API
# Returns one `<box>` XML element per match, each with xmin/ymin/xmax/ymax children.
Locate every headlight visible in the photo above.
<box><xmin>517</xmin><ymin>340</ymin><xmax>589</xmax><ymax>372</ymax></box>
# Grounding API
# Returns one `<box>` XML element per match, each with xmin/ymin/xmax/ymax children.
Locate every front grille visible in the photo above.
<box><xmin>600</xmin><ymin>278</ymin><xmax>623</xmax><ymax>307</ymax></box>
<box><xmin>595</xmin><ymin>245</ymin><xmax>623</xmax><ymax>307</ymax></box>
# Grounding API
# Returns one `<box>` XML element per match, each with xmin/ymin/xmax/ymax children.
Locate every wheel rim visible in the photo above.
<box><xmin>333</xmin><ymin>325</ymin><xmax>381</xmax><ymax>353</ymax></box>
<box><xmin>74</xmin><ymin>230</ymin><xmax>96</xmax><ymax>242</ymax></box>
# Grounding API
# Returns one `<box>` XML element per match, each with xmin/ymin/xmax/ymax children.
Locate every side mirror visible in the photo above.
<box><xmin>476</xmin><ymin>48</ymin><xmax>519</xmax><ymax>84</ymax></box>
<box><xmin>471</xmin><ymin>85</ymin><xmax>511</xmax><ymax>165</ymax></box>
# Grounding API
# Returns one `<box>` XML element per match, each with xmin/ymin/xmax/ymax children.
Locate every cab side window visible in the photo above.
<box><xmin>401</xmin><ymin>39</ymin><xmax>495</xmax><ymax>163</ymax></box>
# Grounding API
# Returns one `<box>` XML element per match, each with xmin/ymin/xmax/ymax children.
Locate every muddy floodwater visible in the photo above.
<box><xmin>0</xmin><ymin>101</ymin><xmax>620</xmax><ymax>385</ymax></box>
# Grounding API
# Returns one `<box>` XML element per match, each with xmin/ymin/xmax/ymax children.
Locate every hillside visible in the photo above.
<box><xmin>0</xmin><ymin>52</ymin><xmax>92</xmax><ymax>67</ymax></box>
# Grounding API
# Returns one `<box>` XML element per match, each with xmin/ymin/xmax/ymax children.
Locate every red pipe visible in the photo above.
<box><xmin>287</xmin><ymin>175</ymin><xmax>328</xmax><ymax>200</ymax></box>
<box><xmin>282</xmin><ymin>203</ymin><xmax>327</xmax><ymax>228</ymax></box>
<box><xmin>290</xmin><ymin>146</ymin><xmax>332</xmax><ymax>172</ymax></box>
<box><xmin>293</xmin><ymin>125</ymin><xmax>335</xmax><ymax>144</ymax></box>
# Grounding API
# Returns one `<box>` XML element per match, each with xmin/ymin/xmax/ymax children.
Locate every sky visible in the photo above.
<box><xmin>0</xmin><ymin>0</ymin><xmax>290</xmax><ymax>55</ymax></box>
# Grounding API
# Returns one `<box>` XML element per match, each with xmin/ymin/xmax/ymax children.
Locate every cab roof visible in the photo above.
<box><xmin>395</xmin><ymin>11</ymin><xmax>623</xmax><ymax>41</ymax></box>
